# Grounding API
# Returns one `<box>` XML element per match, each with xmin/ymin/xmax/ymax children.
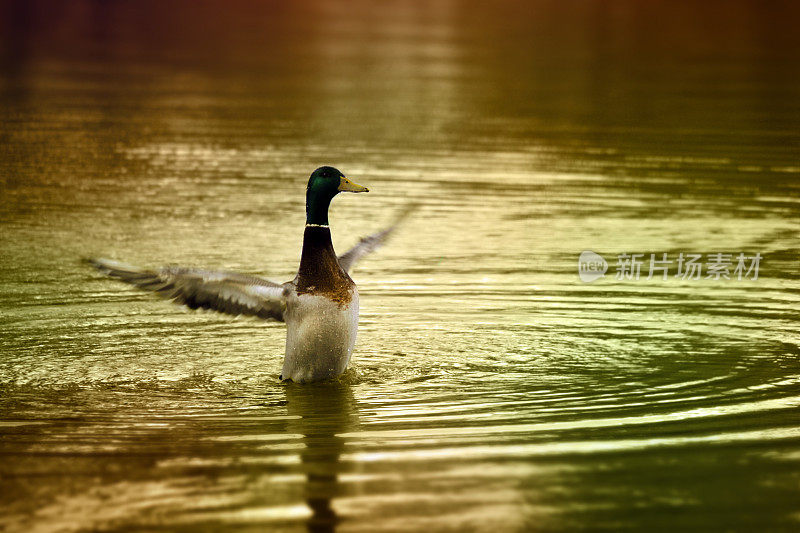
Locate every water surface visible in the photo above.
<box><xmin>1</xmin><ymin>1</ymin><xmax>799</xmax><ymax>531</ymax></box>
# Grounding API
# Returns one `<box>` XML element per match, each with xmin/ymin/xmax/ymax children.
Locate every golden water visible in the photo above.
<box><xmin>1</xmin><ymin>1</ymin><xmax>799</xmax><ymax>531</ymax></box>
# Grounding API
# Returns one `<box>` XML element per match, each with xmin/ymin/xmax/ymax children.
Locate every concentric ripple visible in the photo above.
<box><xmin>2</xmin><ymin>1</ymin><xmax>799</xmax><ymax>531</ymax></box>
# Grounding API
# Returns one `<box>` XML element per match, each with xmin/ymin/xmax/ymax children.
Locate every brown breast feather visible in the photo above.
<box><xmin>296</xmin><ymin>226</ymin><xmax>354</xmax><ymax>307</ymax></box>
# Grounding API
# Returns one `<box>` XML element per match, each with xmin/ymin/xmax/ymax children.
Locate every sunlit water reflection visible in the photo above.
<box><xmin>1</xmin><ymin>1</ymin><xmax>799</xmax><ymax>531</ymax></box>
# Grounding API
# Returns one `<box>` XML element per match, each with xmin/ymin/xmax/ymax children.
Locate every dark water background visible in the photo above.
<box><xmin>1</xmin><ymin>1</ymin><xmax>799</xmax><ymax>531</ymax></box>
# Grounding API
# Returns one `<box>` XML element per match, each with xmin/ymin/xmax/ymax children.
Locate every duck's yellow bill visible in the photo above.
<box><xmin>338</xmin><ymin>176</ymin><xmax>369</xmax><ymax>193</ymax></box>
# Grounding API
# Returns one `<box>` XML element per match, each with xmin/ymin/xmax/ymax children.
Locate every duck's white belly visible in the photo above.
<box><xmin>281</xmin><ymin>290</ymin><xmax>359</xmax><ymax>383</ymax></box>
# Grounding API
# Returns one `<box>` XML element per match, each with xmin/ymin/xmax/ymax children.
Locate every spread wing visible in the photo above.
<box><xmin>337</xmin><ymin>204</ymin><xmax>416</xmax><ymax>274</ymax></box>
<box><xmin>89</xmin><ymin>258</ymin><xmax>288</xmax><ymax>321</ymax></box>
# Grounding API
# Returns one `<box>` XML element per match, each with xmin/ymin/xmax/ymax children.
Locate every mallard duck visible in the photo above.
<box><xmin>90</xmin><ymin>166</ymin><xmax>401</xmax><ymax>383</ymax></box>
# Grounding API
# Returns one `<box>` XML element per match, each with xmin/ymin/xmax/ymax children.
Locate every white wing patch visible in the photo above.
<box><xmin>90</xmin><ymin>258</ymin><xmax>288</xmax><ymax>322</ymax></box>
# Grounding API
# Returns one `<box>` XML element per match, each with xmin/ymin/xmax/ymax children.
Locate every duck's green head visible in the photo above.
<box><xmin>306</xmin><ymin>166</ymin><xmax>368</xmax><ymax>226</ymax></box>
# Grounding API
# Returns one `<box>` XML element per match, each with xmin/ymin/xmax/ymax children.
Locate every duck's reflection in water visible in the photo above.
<box><xmin>284</xmin><ymin>381</ymin><xmax>357</xmax><ymax>533</ymax></box>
